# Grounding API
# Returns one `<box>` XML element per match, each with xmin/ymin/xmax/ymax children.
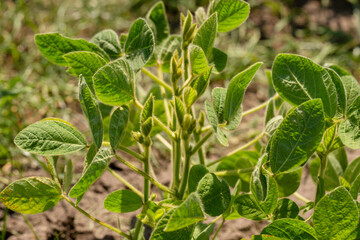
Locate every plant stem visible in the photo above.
<box><xmin>183</xmin><ymin>47</ymin><xmax>189</xmax><ymax>82</ymax></box>
<box><xmin>107</xmin><ymin>167</ymin><xmax>144</xmax><ymax>198</ymax></box>
<box><xmin>157</xmin><ymin>64</ymin><xmax>171</xmax><ymax>123</ymax></box>
<box><xmin>194</xmin><ymin>133</ymin><xmax>206</xmax><ymax>165</ymax></box>
<box><xmin>171</xmin><ymin>138</ymin><xmax>181</xmax><ymax>193</ymax></box>
<box><xmin>208</xmin><ymin>131</ymin><xmax>265</xmax><ymax>167</ymax></box>
<box><xmin>315</xmin><ymin>153</ymin><xmax>327</xmax><ymax>203</ymax></box>
<box><xmin>293</xmin><ymin>192</ymin><xmax>310</xmax><ymax>203</ymax></box>
<box><xmin>154</xmin><ymin>116</ymin><xmax>176</xmax><ymax>140</ymax></box>
<box><xmin>22</xmin><ymin>215</ymin><xmax>39</xmax><ymax>240</ymax></box>
<box><xmin>212</xmin><ymin>218</ymin><xmax>225</xmax><ymax>240</ymax></box>
<box><xmin>242</xmin><ymin>94</ymin><xmax>279</xmax><ymax>117</ymax></box>
<box><xmin>214</xmin><ymin>167</ymin><xmax>255</xmax><ymax>177</ymax></box>
<box><xmin>191</xmin><ymin>131</ymin><xmax>213</xmax><ymax>156</ymax></box>
<box><xmin>117</xmin><ymin>145</ymin><xmax>144</xmax><ymax>162</ymax></box>
<box><xmin>62</xmin><ymin>195</ymin><xmax>130</xmax><ymax>239</ymax></box>
<box><xmin>155</xmin><ymin>135</ymin><xmax>172</xmax><ymax>150</ymax></box>
<box><xmin>115</xmin><ymin>155</ymin><xmax>175</xmax><ymax>195</ymax></box>
<box><xmin>178</xmin><ymin>138</ymin><xmax>191</xmax><ymax>199</ymax></box>
<box><xmin>143</xmin><ymin>144</ymin><xmax>151</xmax><ymax>203</ymax></box>
<box><xmin>141</xmin><ymin>67</ymin><xmax>172</xmax><ymax>93</ymax></box>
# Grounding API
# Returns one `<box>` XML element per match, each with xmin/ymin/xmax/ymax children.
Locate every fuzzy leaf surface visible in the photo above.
<box><xmin>91</xmin><ymin>29</ymin><xmax>121</xmax><ymax>60</ymax></box>
<box><xmin>262</xmin><ymin>219</ymin><xmax>317</xmax><ymax>240</ymax></box>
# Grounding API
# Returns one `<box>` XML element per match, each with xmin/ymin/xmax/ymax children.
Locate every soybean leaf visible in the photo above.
<box><xmin>212</xmin><ymin>87</ymin><xmax>226</xmax><ymax>124</ymax></box>
<box><xmin>262</xmin><ymin>219</ymin><xmax>317</xmax><ymax>240</ymax></box>
<box><xmin>317</xmin><ymin>124</ymin><xmax>343</xmax><ymax>156</ymax></box>
<box><xmin>272</xmin><ymin>199</ymin><xmax>299</xmax><ymax>220</ymax></box>
<box><xmin>190</xmin><ymin>45</ymin><xmax>208</xmax><ymax>76</ymax></box>
<box><xmin>252</xmin><ymin>236</ymin><xmax>284</xmax><ymax>240</ymax></box>
<box><xmin>45</xmin><ymin>156</ymin><xmax>59</xmax><ymax>183</ymax></box>
<box><xmin>339</xmin><ymin>96</ymin><xmax>360</xmax><ymax>149</ymax></box>
<box><xmin>63</xmin><ymin>159</ymin><xmax>73</xmax><ymax>194</ymax></box>
<box><xmin>216</xmin><ymin>150</ymin><xmax>259</xmax><ymax>191</ymax></box>
<box><xmin>275</xmin><ymin>168</ymin><xmax>302</xmax><ymax>197</ymax></box>
<box><xmin>234</xmin><ymin>194</ymin><xmax>266</xmax><ymax>221</ymax></box>
<box><xmin>146</xmin><ymin>2</ymin><xmax>169</xmax><ymax>44</ymax></box>
<box><xmin>150</xmin><ymin>209</ymin><xmax>195</xmax><ymax>240</ymax></box>
<box><xmin>175</xmin><ymin>97</ymin><xmax>185</xmax><ymax>126</ymax></box>
<box><xmin>224</xmin><ymin>62</ymin><xmax>263</xmax><ymax>124</ymax></box>
<box><xmin>310</xmin><ymin>148</ymin><xmax>347</xmax><ymax>191</ymax></box>
<box><xmin>328</xmin><ymin>64</ymin><xmax>351</xmax><ymax>77</ymax></box>
<box><xmin>119</xmin><ymin>34</ymin><xmax>127</xmax><ymax>51</ymax></box>
<box><xmin>205</xmin><ymin>100</ymin><xmax>228</xmax><ymax>146</ymax></box>
<box><xmin>188</xmin><ymin>66</ymin><xmax>213</xmax><ymax>106</ymax></box>
<box><xmin>165</xmin><ymin>193</ymin><xmax>205</xmax><ymax>231</ymax></box>
<box><xmin>69</xmin><ymin>146</ymin><xmax>113</xmax><ymax>197</ymax></box>
<box><xmin>104</xmin><ymin>189</ymin><xmax>143</xmax><ymax>213</ymax></box>
<box><xmin>91</xmin><ymin>29</ymin><xmax>121</xmax><ymax>60</ymax></box>
<box><xmin>14</xmin><ymin>118</ymin><xmax>87</xmax><ymax>156</ymax></box>
<box><xmin>0</xmin><ymin>177</ymin><xmax>61</xmax><ymax>214</ymax></box>
<box><xmin>196</xmin><ymin>173</ymin><xmax>231</xmax><ymax>217</ymax></box>
<box><xmin>269</xmin><ymin>99</ymin><xmax>325</xmax><ymax>174</ymax></box>
<box><xmin>157</xmin><ymin>35</ymin><xmax>182</xmax><ymax>72</ymax></box>
<box><xmin>350</xmin><ymin>174</ymin><xmax>360</xmax><ymax>199</ymax></box>
<box><xmin>93</xmin><ymin>59</ymin><xmax>134</xmax><ymax>106</ymax></box>
<box><xmin>192</xmin><ymin>222</ymin><xmax>215</xmax><ymax>240</ymax></box>
<box><xmin>342</xmin><ymin>74</ymin><xmax>360</xmax><ymax>113</ymax></box>
<box><xmin>265</xmin><ymin>98</ymin><xmax>276</xmax><ymax>124</ymax></box>
<box><xmin>344</xmin><ymin>156</ymin><xmax>360</xmax><ymax>184</ymax></box>
<box><xmin>188</xmin><ymin>164</ymin><xmax>209</xmax><ymax>193</ymax></box>
<box><xmin>325</xmin><ymin>68</ymin><xmax>346</xmax><ymax>118</ymax></box>
<box><xmin>272</xmin><ymin>54</ymin><xmax>337</xmax><ymax>117</ymax></box>
<box><xmin>35</xmin><ymin>33</ymin><xmax>108</xmax><ymax>66</ymax></box>
<box><xmin>64</xmin><ymin>51</ymin><xmax>107</xmax><ymax>93</ymax></box>
<box><xmin>193</xmin><ymin>13</ymin><xmax>217</xmax><ymax>58</ymax></box>
<box><xmin>79</xmin><ymin>75</ymin><xmax>103</xmax><ymax>149</ymax></box>
<box><xmin>265</xmin><ymin>116</ymin><xmax>283</xmax><ymax>138</ymax></box>
<box><xmin>210</xmin><ymin>48</ymin><xmax>227</xmax><ymax>73</ymax></box>
<box><xmin>209</xmin><ymin>0</ymin><xmax>250</xmax><ymax>32</ymax></box>
<box><xmin>224</xmin><ymin>105</ymin><xmax>242</xmax><ymax>131</ymax></box>
<box><xmin>124</xmin><ymin>18</ymin><xmax>155</xmax><ymax>70</ymax></box>
<box><xmin>109</xmin><ymin>106</ymin><xmax>129</xmax><ymax>149</ymax></box>
<box><xmin>313</xmin><ymin>187</ymin><xmax>359</xmax><ymax>240</ymax></box>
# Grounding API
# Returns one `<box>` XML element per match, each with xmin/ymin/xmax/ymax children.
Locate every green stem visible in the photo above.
<box><xmin>62</xmin><ymin>195</ymin><xmax>130</xmax><ymax>239</ymax></box>
<box><xmin>212</xmin><ymin>218</ymin><xmax>225</xmax><ymax>240</ymax></box>
<box><xmin>157</xmin><ymin>64</ymin><xmax>171</xmax><ymax>123</ymax></box>
<box><xmin>143</xmin><ymin>144</ymin><xmax>151</xmax><ymax>203</ymax></box>
<box><xmin>242</xmin><ymin>94</ymin><xmax>279</xmax><ymax>117</ymax></box>
<box><xmin>191</xmin><ymin>131</ymin><xmax>213</xmax><ymax>156</ymax></box>
<box><xmin>22</xmin><ymin>215</ymin><xmax>39</xmax><ymax>240</ymax></box>
<box><xmin>178</xmin><ymin>138</ymin><xmax>191</xmax><ymax>199</ymax></box>
<box><xmin>115</xmin><ymin>155</ymin><xmax>175</xmax><ymax>195</ymax></box>
<box><xmin>141</xmin><ymin>68</ymin><xmax>173</xmax><ymax>93</ymax></box>
<box><xmin>183</xmin><ymin>47</ymin><xmax>189</xmax><ymax>82</ymax></box>
<box><xmin>214</xmin><ymin>167</ymin><xmax>255</xmax><ymax>177</ymax></box>
<box><xmin>315</xmin><ymin>153</ymin><xmax>327</xmax><ymax>203</ymax></box>
<box><xmin>154</xmin><ymin>116</ymin><xmax>176</xmax><ymax>140</ymax></box>
<box><xmin>194</xmin><ymin>133</ymin><xmax>206</xmax><ymax>165</ymax></box>
<box><xmin>107</xmin><ymin>167</ymin><xmax>144</xmax><ymax>198</ymax></box>
<box><xmin>208</xmin><ymin>131</ymin><xmax>265</xmax><ymax>167</ymax></box>
<box><xmin>155</xmin><ymin>135</ymin><xmax>172</xmax><ymax>150</ymax></box>
<box><xmin>117</xmin><ymin>145</ymin><xmax>144</xmax><ymax>162</ymax></box>
<box><xmin>293</xmin><ymin>192</ymin><xmax>310</xmax><ymax>203</ymax></box>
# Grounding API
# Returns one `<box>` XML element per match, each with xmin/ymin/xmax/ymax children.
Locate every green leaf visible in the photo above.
<box><xmin>269</xmin><ymin>99</ymin><xmax>325</xmax><ymax>173</ymax></box>
<box><xmin>196</xmin><ymin>173</ymin><xmax>231</xmax><ymax>217</ymax></box>
<box><xmin>344</xmin><ymin>156</ymin><xmax>360</xmax><ymax>184</ymax></box>
<box><xmin>205</xmin><ymin>100</ymin><xmax>228</xmax><ymax>146</ymax></box>
<box><xmin>91</xmin><ymin>29</ymin><xmax>121</xmax><ymax>60</ymax></box>
<box><xmin>265</xmin><ymin>116</ymin><xmax>283</xmax><ymax>138</ymax></box>
<box><xmin>14</xmin><ymin>118</ymin><xmax>87</xmax><ymax>156</ymax></box>
<box><xmin>212</xmin><ymin>87</ymin><xmax>227</xmax><ymax>124</ymax></box>
<box><xmin>272</xmin><ymin>199</ymin><xmax>299</xmax><ymax>220</ymax></box>
<box><xmin>211</xmin><ymin>48</ymin><xmax>227</xmax><ymax>73</ymax></box>
<box><xmin>193</xmin><ymin>13</ymin><xmax>217</xmax><ymax>58</ymax></box>
<box><xmin>109</xmin><ymin>106</ymin><xmax>129</xmax><ymax>149</ymax></box>
<box><xmin>104</xmin><ymin>189</ymin><xmax>143</xmax><ymax>213</ymax></box>
<box><xmin>150</xmin><ymin>209</ymin><xmax>195</xmax><ymax>240</ymax></box>
<box><xmin>325</xmin><ymin>68</ymin><xmax>346</xmax><ymax>118</ymax></box>
<box><xmin>45</xmin><ymin>156</ymin><xmax>59</xmax><ymax>183</ymax></box>
<box><xmin>190</xmin><ymin>45</ymin><xmax>208</xmax><ymax>75</ymax></box>
<box><xmin>125</xmin><ymin>18</ymin><xmax>155</xmax><ymax>70</ymax></box>
<box><xmin>79</xmin><ymin>75</ymin><xmax>103</xmax><ymax>149</ymax></box>
<box><xmin>146</xmin><ymin>2</ymin><xmax>169</xmax><ymax>44</ymax></box>
<box><xmin>224</xmin><ymin>105</ymin><xmax>242</xmax><ymax>131</ymax></box>
<box><xmin>175</xmin><ymin>97</ymin><xmax>185</xmax><ymax>126</ymax></box>
<box><xmin>119</xmin><ymin>34</ymin><xmax>128</xmax><ymax>52</ymax></box>
<box><xmin>275</xmin><ymin>168</ymin><xmax>302</xmax><ymax>197</ymax></box>
<box><xmin>310</xmin><ymin>148</ymin><xmax>347</xmax><ymax>191</ymax></box>
<box><xmin>342</xmin><ymin>75</ymin><xmax>360</xmax><ymax>114</ymax></box>
<box><xmin>234</xmin><ymin>194</ymin><xmax>266</xmax><ymax>221</ymax></box>
<box><xmin>0</xmin><ymin>177</ymin><xmax>61</xmax><ymax>214</ymax></box>
<box><xmin>141</xmin><ymin>94</ymin><xmax>154</xmax><ymax>123</ymax></box>
<box><xmin>93</xmin><ymin>59</ymin><xmax>134</xmax><ymax>106</ymax></box>
<box><xmin>188</xmin><ymin>66</ymin><xmax>213</xmax><ymax>106</ymax></box>
<box><xmin>209</xmin><ymin>0</ymin><xmax>250</xmax><ymax>32</ymax></box>
<box><xmin>328</xmin><ymin>64</ymin><xmax>351</xmax><ymax>77</ymax></box>
<box><xmin>69</xmin><ymin>146</ymin><xmax>113</xmax><ymax>197</ymax></box>
<box><xmin>252</xmin><ymin>235</ymin><xmax>284</xmax><ymax>240</ymax></box>
<box><xmin>265</xmin><ymin>98</ymin><xmax>276</xmax><ymax>124</ymax></box>
<box><xmin>313</xmin><ymin>187</ymin><xmax>359</xmax><ymax>240</ymax></box>
<box><xmin>192</xmin><ymin>222</ymin><xmax>215</xmax><ymax>240</ymax></box>
<box><xmin>216</xmin><ymin>150</ymin><xmax>259</xmax><ymax>191</ymax></box>
<box><xmin>317</xmin><ymin>124</ymin><xmax>343</xmax><ymax>155</ymax></box>
<box><xmin>350</xmin><ymin>174</ymin><xmax>360</xmax><ymax>199</ymax></box>
<box><xmin>165</xmin><ymin>193</ymin><xmax>205</xmax><ymax>231</ymax></box>
<box><xmin>157</xmin><ymin>35</ymin><xmax>182</xmax><ymax>72</ymax></box>
<box><xmin>64</xmin><ymin>51</ymin><xmax>107</xmax><ymax>93</ymax></box>
<box><xmin>35</xmin><ymin>33</ymin><xmax>108</xmax><ymax>66</ymax></box>
<box><xmin>188</xmin><ymin>164</ymin><xmax>209</xmax><ymax>193</ymax></box>
<box><xmin>224</xmin><ymin>62</ymin><xmax>263</xmax><ymax>124</ymax></box>
<box><xmin>63</xmin><ymin>159</ymin><xmax>73</xmax><ymax>194</ymax></box>
<box><xmin>339</xmin><ymin>96</ymin><xmax>360</xmax><ymax>149</ymax></box>
<box><xmin>262</xmin><ymin>219</ymin><xmax>317</xmax><ymax>240</ymax></box>
<box><xmin>272</xmin><ymin>54</ymin><xmax>337</xmax><ymax>117</ymax></box>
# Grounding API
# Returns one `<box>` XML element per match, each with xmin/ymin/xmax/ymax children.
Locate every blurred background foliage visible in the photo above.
<box><xmin>1</xmin><ymin>0</ymin><xmax>360</xmax><ymax>186</ymax></box>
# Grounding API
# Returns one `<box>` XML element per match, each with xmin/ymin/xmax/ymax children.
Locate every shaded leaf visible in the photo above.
<box><xmin>339</xmin><ymin>96</ymin><xmax>360</xmax><ymax>149</ymax></box>
<box><xmin>234</xmin><ymin>194</ymin><xmax>266</xmax><ymax>221</ymax></box>
<box><xmin>109</xmin><ymin>106</ymin><xmax>129</xmax><ymax>149</ymax></box>
<box><xmin>193</xmin><ymin>13</ymin><xmax>217</xmax><ymax>58</ymax></box>
<box><xmin>146</xmin><ymin>2</ymin><xmax>169</xmax><ymax>44</ymax></box>
<box><xmin>190</xmin><ymin>45</ymin><xmax>208</xmax><ymax>75</ymax></box>
<box><xmin>262</xmin><ymin>219</ymin><xmax>316</xmax><ymax>240</ymax></box>
<box><xmin>188</xmin><ymin>164</ymin><xmax>209</xmax><ymax>193</ymax></box>
<box><xmin>91</xmin><ymin>29</ymin><xmax>121</xmax><ymax>60</ymax></box>
<box><xmin>104</xmin><ymin>189</ymin><xmax>143</xmax><ymax>213</ymax></box>
<box><xmin>273</xmin><ymin>199</ymin><xmax>299</xmax><ymax>220</ymax></box>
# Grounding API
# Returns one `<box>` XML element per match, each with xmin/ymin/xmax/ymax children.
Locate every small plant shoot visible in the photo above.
<box><xmin>2</xmin><ymin>0</ymin><xmax>360</xmax><ymax>239</ymax></box>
